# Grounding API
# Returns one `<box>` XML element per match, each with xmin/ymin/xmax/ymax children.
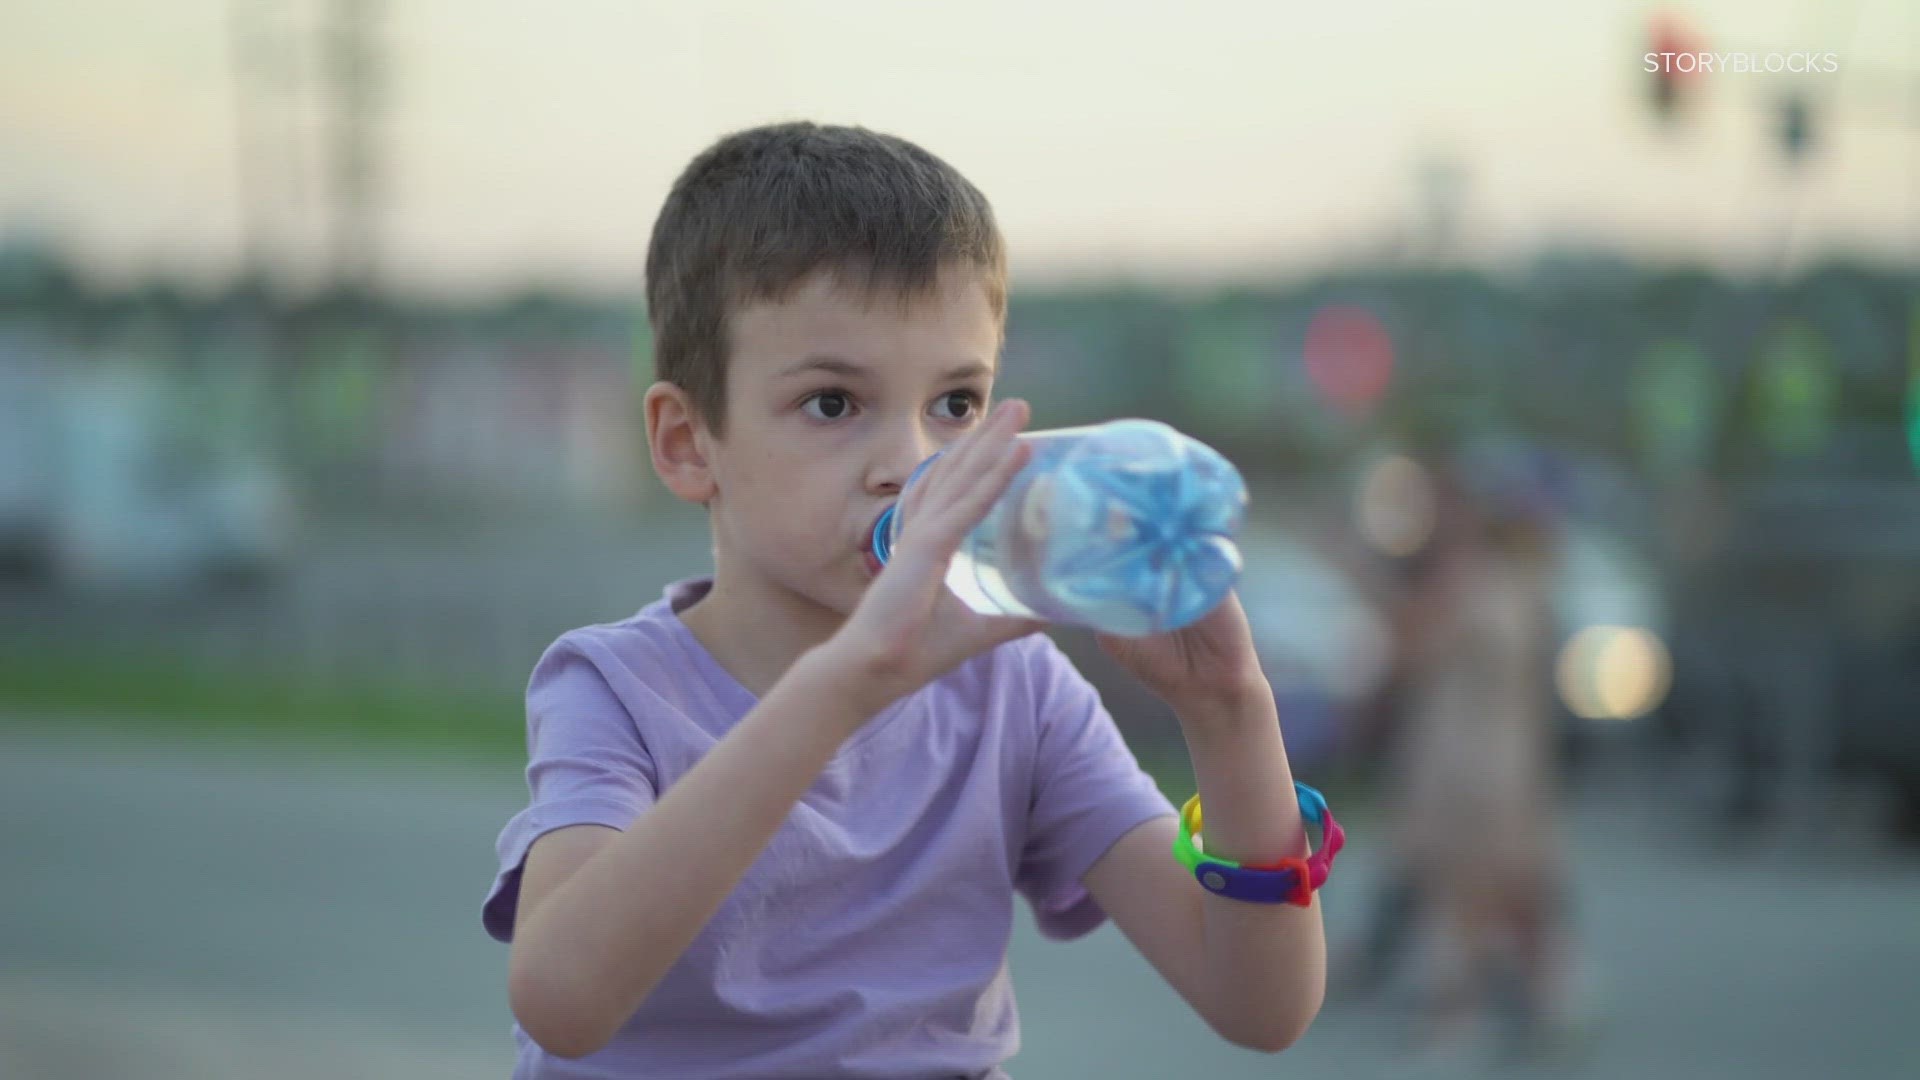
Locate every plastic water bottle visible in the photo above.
<box><xmin>869</xmin><ymin>418</ymin><xmax>1248</xmax><ymax>636</ymax></box>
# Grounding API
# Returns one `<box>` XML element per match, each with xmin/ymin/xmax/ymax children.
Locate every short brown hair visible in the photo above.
<box><xmin>644</xmin><ymin>122</ymin><xmax>1008</xmax><ymax>437</ymax></box>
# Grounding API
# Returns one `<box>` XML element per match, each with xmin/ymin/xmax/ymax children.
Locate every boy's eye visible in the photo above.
<box><xmin>933</xmin><ymin>391</ymin><xmax>980</xmax><ymax>421</ymax></box>
<box><xmin>801</xmin><ymin>391</ymin><xmax>854</xmax><ymax>421</ymax></box>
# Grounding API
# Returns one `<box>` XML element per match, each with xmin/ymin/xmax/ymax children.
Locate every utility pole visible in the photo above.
<box><xmin>321</xmin><ymin>0</ymin><xmax>387</xmax><ymax>298</ymax></box>
<box><xmin>1416</xmin><ymin>156</ymin><xmax>1466</xmax><ymax>269</ymax></box>
<box><xmin>227</xmin><ymin>0</ymin><xmax>312</xmax><ymax>286</ymax></box>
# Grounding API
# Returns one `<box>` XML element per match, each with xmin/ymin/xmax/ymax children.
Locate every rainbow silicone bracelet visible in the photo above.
<box><xmin>1173</xmin><ymin>781</ymin><xmax>1346</xmax><ymax>906</ymax></box>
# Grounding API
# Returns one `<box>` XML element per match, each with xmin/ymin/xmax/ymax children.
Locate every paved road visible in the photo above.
<box><xmin>2</xmin><ymin>727</ymin><xmax>1917</xmax><ymax>1079</ymax></box>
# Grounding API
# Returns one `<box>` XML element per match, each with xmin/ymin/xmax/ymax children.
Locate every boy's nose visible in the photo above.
<box><xmin>868</xmin><ymin>422</ymin><xmax>938</xmax><ymax>495</ymax></box>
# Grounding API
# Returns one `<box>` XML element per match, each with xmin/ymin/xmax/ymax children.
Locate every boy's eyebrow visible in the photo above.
<box><xmin>777</xmin><ymin>354</ymin><xmax>994</xmax><ymax>383</ymax></box>
<box><xmin>941</xmin><ymin>360</ymin><xmax>994</xmax><ymax>382</ymax></box>
<box><xmin>778</xmin><ymin>355</ymin><xmax>872</xmax><ymax>380</ymax></box>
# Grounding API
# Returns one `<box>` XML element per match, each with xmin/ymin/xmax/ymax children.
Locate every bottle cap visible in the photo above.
<box><xmin>870</xmin><ymin>506</ymin><xmax>897</xmax><ymax>565</ymax></box>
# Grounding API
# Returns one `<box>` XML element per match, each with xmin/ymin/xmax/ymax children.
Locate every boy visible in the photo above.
<box><xmin>482</xmin><ymin>121</ymin><xmax>1326</xmax><ymax>1078</ymax></box>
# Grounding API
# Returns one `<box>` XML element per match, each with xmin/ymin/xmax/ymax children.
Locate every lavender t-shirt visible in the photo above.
<box><xmin>482</xmin><ymin>576</ymin><xmax>1175</xmax><ymax>1080</ymax></box>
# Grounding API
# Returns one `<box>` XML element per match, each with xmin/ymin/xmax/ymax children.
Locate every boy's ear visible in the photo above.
<box><xmin>644</xmin><ymin>381</ymin><xmax>718</xmax><ymax>506</ymax></box>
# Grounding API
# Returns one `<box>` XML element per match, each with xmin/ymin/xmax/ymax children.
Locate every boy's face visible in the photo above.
<box><xmin>693</xmin><ymin>265</ymin><xmax>1001</xmax><ymax>621</ymax></box>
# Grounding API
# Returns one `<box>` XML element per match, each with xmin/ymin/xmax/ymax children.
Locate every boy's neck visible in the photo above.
<box><xmin>678</xmin><ymin>571</ymin><xmax>847</xmax><ymax>699</ymax></box>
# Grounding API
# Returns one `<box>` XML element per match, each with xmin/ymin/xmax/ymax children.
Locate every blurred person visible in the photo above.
<box><xmin>480</xmin><ymin>122</ymin><xmax>1330</xmax><ymax>1079</ymax></box>
<box><xmin>1385</xmin><ymin>457</ymin><xmax>1580</xmax><ymax>1061</ymax></box>
<box><xmin>1328</xmin><ymin>449</ymin><xmax>1485</xmax><ymax>1007</ymax></box>
<box><xmin>1325</xmin><ymin>476</ymin><xmax>1448</xmax><ymax>1005</ymax></box>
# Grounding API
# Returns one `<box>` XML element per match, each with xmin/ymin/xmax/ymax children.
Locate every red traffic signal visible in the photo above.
<box><xmin>1646</xmin><ymin>13</ymin><xmax>1705</xmax><ymax>120</ymax></box>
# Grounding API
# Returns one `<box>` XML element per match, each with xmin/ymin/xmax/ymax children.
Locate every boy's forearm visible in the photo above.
<box><xmin>511</xmin><ymin>642</ymin><xmax>880</xmax><ymax>1052</ymax></box>
<box><xmin>1178</xmin><ymin>684</ymin><xmax>1327</xmax><ymax>1051</ymax></box>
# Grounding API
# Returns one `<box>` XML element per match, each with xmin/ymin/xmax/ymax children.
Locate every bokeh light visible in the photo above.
<box><xmin>1302</xmin><ymin>305</ymin><xmax>1394</xmax><ymax>418</ymax></box>
<box><xmin>1555</xmin><ymin>625</ymin><xmax>1673</xmax><ymax>722</ymax></box>
<box><xmin>1751</xmin><ymin>324</ymin><xmax>1838</xmax><ymax>461</ymax></box>
<box><xmin>1631</xmin><ymin>338</ymin><xmax>1720</xmax><ymax>479</ymax></box>
<box><xmin>1353</xmin><ymin>452</ymin><xmax>1436</xmax><ymax>557</ymax></box>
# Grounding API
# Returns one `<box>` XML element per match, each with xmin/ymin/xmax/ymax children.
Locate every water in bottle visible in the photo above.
<box><xmin>869</xmin><ymin>418</ymin><xmax>1248</xmax><ymax>636</ymax></box>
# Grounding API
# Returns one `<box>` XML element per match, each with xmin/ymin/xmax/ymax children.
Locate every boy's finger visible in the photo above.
<box><xmin>899</xmin><ymin>447</ymin><xmax>1017</xmax><ymax>558</ymax></box>
<box><xmin>989</xmin><ymin>398</ymin><xmax>1029</xmax><ymax>439</ymax></box>
<box><xmin>903</xmin><ymin>400</ymin><xmax>1018</xmax><ymax>518</ymax></box>
<box><xmin>927</xmin><ymin>401</ymin><xmax>1005</xmax><ymax>478</ymax></box>
<box><xmin>926</xmin><ymin>435</ymin><xmax>1030</xmax><ymax>543</ymax></box>
<box><xmin>897</xmin><ymin>400</ymin><xmax>1030</xmax><ymax>552</ymax></box>
<box><xmin>949</xmin><ymin>400</ymin><xmax>1026</xmax><ymax>482</ymax></box>
<box><xmin>963</xmin><ymin>398</ymin><xmax>1025</xmax><ymax>451</ymax></box>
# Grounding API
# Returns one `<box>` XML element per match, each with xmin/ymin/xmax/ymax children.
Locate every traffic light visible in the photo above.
<box><xmin>1646</xmin><ymin>13</ymin><xmax>1702</xmax><ymax>122</ymax></box>
<box><xmin>1778</xmin><ymin>94</ymin><xmax>1814</xmax><ymax>162</ymax></box>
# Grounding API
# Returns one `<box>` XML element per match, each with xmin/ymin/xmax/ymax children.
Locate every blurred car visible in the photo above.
<box><xmin>1686</xmin><ymin>466</ymin><xmax>1920</xmax><ymax>836</ymax></box>
<box><xmin>50</xmin><ymin>367</ymin><xmax>294</xmax><ymax>592</ymax></box>
<box><xmin>1235</xmin><ymin>530</ymin><xmax>1392</xmax><ymax>768</ymax></box>
<box><xmin>0</xmin><ymin>330</ymin><xmax>59</xmax><ymax>578</ymax></box>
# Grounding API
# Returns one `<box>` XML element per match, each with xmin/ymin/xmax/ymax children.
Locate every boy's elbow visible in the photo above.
<box><xmin>1209</xmin><ymin>989</ymin><xmax>1322</xmax><ymax>1053</ymax></box>
<box><xmin>509</xmin><ymin>959</ymin><xmax>618</xmax><ymax>1060</ymax></box>
<box><xmin>1221</xmin><ymin>1021</ymin><xmax>1305</xmax><ymax>1055</ymax></box>
<box><xmin>524</xmin><ymin>1024</ymin><xmax>606</xmax><ymax>1062</ymax></box>
<box><xmin>1213</xmin><ymin>1014</ymin><xmax>1305</xmax><ymax>1053</ymax></box>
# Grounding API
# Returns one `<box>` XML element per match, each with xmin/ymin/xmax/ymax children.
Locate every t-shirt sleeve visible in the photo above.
<box><xmin>481</xmin><ymin>633</ymin><xmax>658</xmax><ymax>942</ymax></box>
<box><xmin>1015</xmin><ymin>634</ymin><xmax>1177</xmax><ymax>941</ymax></box>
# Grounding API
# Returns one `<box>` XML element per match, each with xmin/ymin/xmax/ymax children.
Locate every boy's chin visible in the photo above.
<box><xmin>798</xmin><ymin>569</ymin><xmax>866</xmax><ymax>619</ymax></box>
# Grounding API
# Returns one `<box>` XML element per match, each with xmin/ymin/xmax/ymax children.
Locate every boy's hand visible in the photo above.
<box><xmin>825</xmin><ymin>398</ymin><xmax>1046</xmax><ymax>710</ymax></box>
<box><xmin>1095</xmin><ymin>589</ymin><xmax>1269</xmax><ymax>717</ymax></box>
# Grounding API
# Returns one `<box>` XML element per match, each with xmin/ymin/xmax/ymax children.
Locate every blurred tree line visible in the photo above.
<box><xmin>3</xmin><ymin>236</ymin><xmax>1913</xmax><ymax>498</ymax></box>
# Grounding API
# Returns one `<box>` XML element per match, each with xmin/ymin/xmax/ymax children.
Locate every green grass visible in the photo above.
<box><xmin>1136</xmin><ymin>744</ymin><xmax>1200</xmax><ymax>803</ymax></box>
<box><xmin>0</xmin><ymin>649</ymin><xmax>525</xmax><ymax>758</ymax></box>
<box><xmin>0</xmin><ymin>652</ymin><xmax>1196</xmax><ymax>786</ymax></box>
<box><xmin>0</xmin><ymin>649</ymin><xmax>1371</xmax><ymax>830</ymax></box>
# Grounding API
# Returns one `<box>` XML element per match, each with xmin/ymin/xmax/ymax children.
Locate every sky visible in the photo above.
<box><xmin>1</xmin><ymin>0</ymin><xmax>1914</xmax><ymax>294</ymax></box>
